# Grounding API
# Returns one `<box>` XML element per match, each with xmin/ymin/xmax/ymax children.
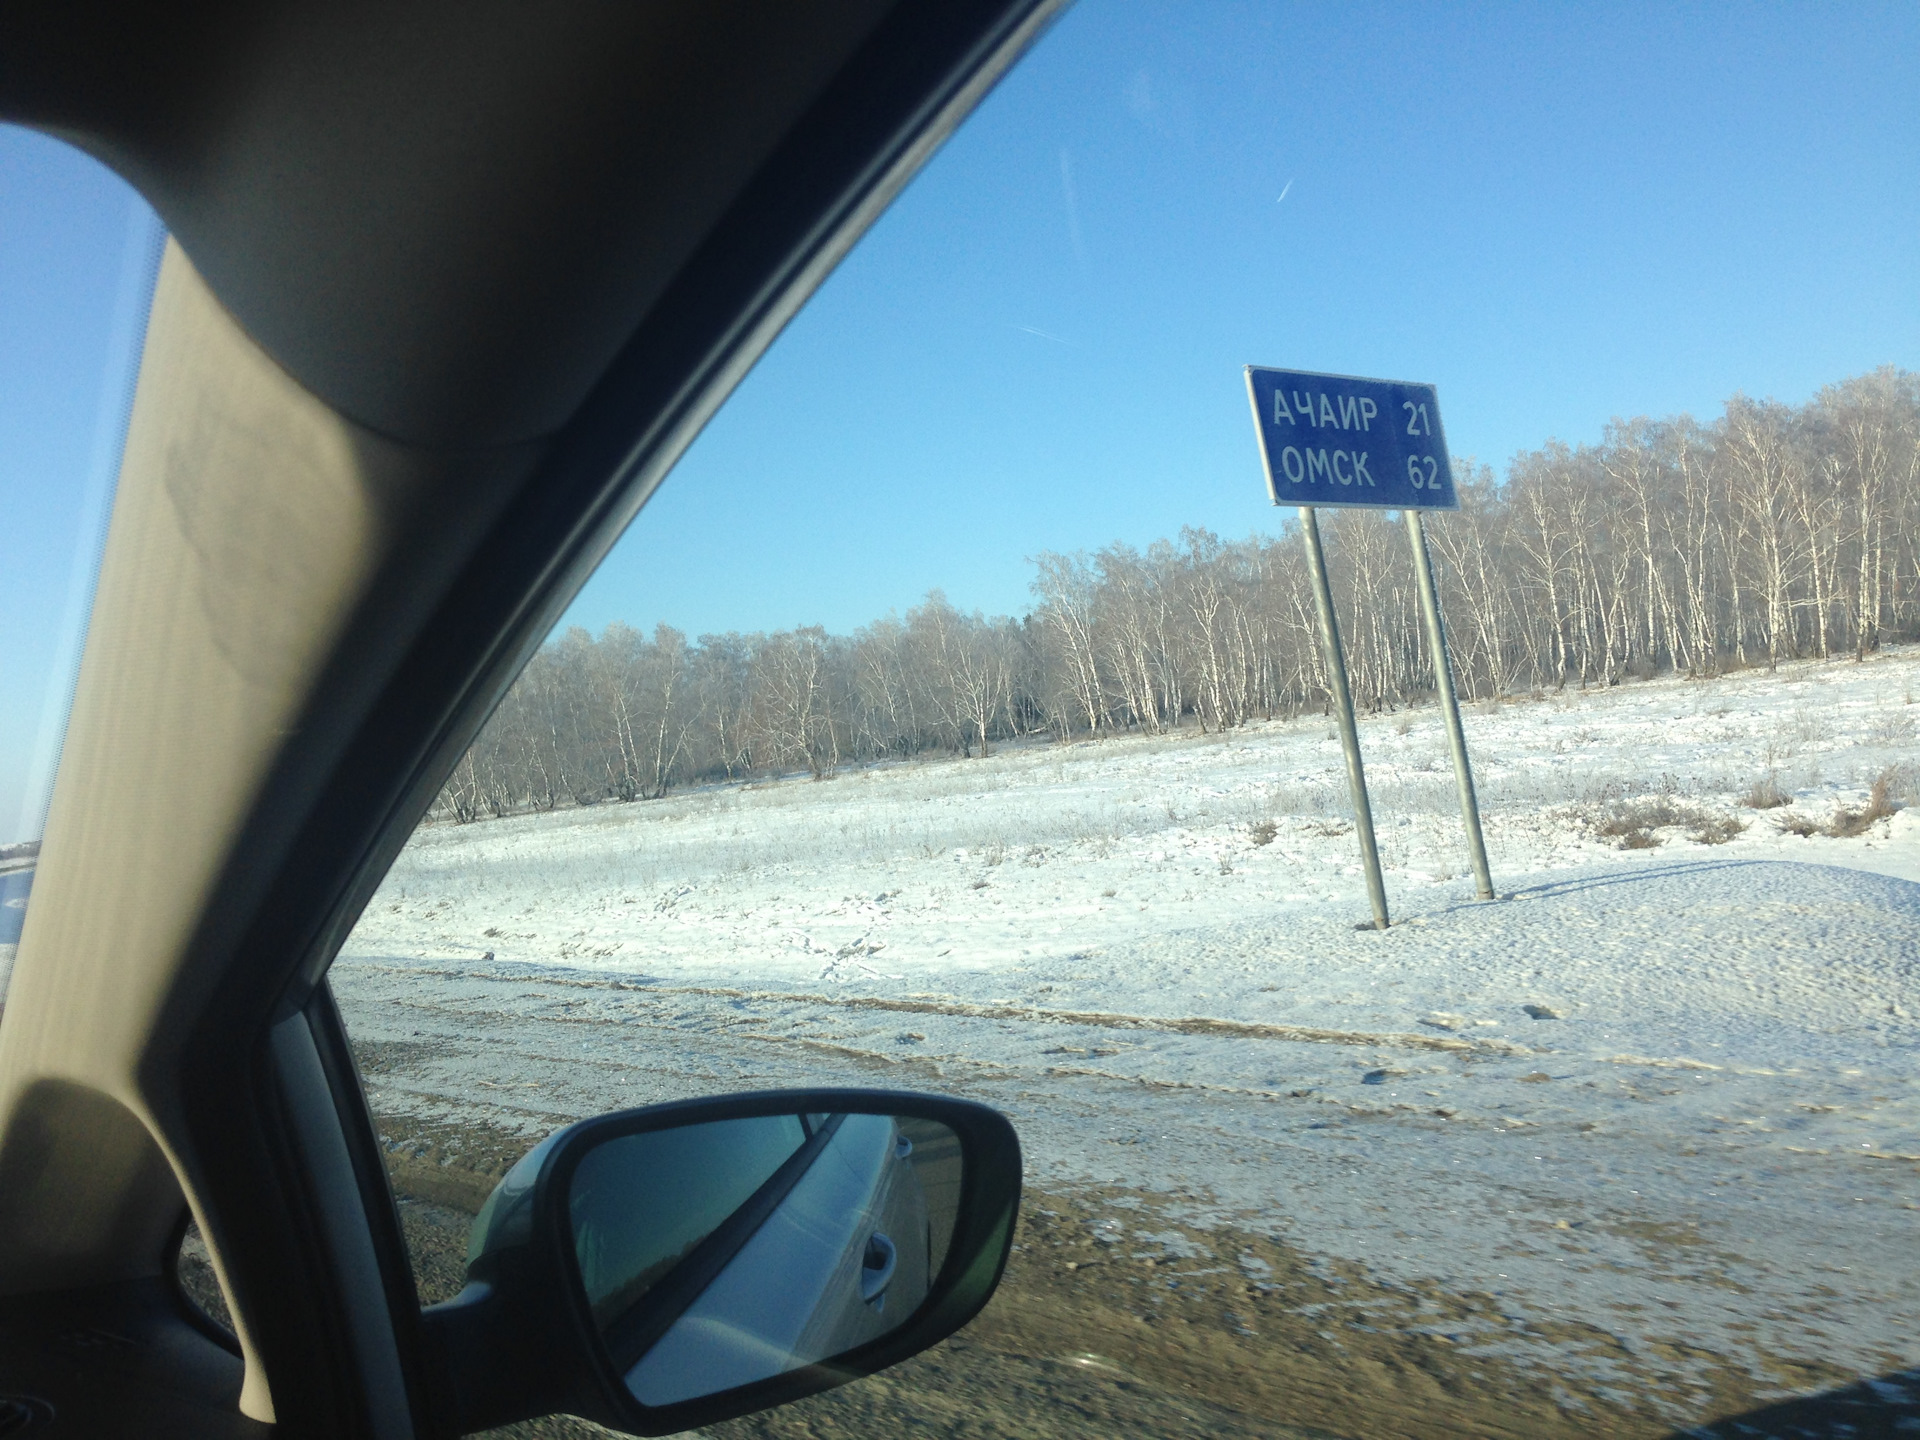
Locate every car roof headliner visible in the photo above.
<box><xmin>1</xmin><ymin>1</ymin><xmax>911</xmax><ymax>449</ymax></box>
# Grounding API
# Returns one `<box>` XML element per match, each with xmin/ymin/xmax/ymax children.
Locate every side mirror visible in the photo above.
<box><xmin>420</xmin><ymin>1089</ymin><xmax>1022</xmax><ymax>1436</ymax></box>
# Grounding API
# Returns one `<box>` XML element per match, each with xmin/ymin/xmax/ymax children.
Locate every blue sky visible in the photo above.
<box><xmin>564</xmin><ymin>0</ymin><xmax>1919</xmax><ymax>640</ymax></box>
<box><xmin>0</xmin><ymin>129</ymin><xmax>160</xmax><ymax>842</ymax></box>
<box><xmin>3</xmin><ymin>0</ymin><xmax>1917</xmax><ymax>841</ymax></box>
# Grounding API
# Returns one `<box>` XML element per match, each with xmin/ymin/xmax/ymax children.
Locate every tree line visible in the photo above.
<box><xmin>437</xmin><ymin>367</ymin><xmax>1920</xmax><ymax>821</ymax></box>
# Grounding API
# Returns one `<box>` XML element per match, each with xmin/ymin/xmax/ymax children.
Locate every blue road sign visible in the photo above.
<box><xmin>1244</xmin><ymin>367</ymin><xmax>1457</xmax><ymax>511</ymax></box>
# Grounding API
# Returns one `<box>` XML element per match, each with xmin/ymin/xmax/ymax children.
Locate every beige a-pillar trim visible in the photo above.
<box><xmin>0</xmin><ymin>241</ymin><xmax>463</xmax><ymax>1422</ymax></box>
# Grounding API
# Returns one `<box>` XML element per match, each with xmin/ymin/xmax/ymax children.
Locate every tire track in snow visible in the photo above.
<box><xmin>342</xmin><ymin>959</ymin><xmax>1535</xmax><ymax>1057</ymax></box>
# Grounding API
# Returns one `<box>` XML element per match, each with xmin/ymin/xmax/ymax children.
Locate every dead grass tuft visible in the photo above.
<box><xmin>1869</xmin><ymin>709</ymin><xmax>1917</xmax><ymax>746</ymax></box>
<box><xmin>1822</xmin><ymin>765</ymin><xmax>1906</xmax><ymax>838</ymax></box>
<box><xmin>1741</xmin><ymin>773</ymin><xmax>1790</xmax><ymax>810</ymax></box>
<box><xmin>1690</xmin><ymin>814</ymin><xmax>1748</xmax><ymax>845</ymax></box>
<box><xmin>1585</xmin><ymin>787</ymin><xmax>1744</xmax><ymax>850</ymax></box>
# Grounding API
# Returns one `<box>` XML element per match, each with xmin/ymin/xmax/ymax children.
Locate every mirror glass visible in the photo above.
<box><xmin>567</xmin><ymin>1112</ymin><xmax>963</xmax><ymax>1407</ymax></box>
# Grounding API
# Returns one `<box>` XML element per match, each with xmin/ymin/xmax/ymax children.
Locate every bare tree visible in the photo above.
<box><xmin>431</xmin><ymin>368</ymin><xmax>1920</xmax><ymax>822</ymax></box>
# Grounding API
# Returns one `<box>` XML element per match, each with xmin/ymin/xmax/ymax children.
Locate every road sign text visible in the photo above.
<box><xmin>1245</xmin><ymin>367</ymin><xmax>1458</xmax><ymax>511</ymax></box>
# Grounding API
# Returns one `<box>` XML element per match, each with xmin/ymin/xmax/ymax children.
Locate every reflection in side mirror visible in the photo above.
<box><xmin>571</xmin><ymin>1112</ymin><xmax>959</xmax><ymax>1406</ymax></box>
<box><xmin>422</xmin><ymin>1089</ymin><xmax>1019</xmax><ymax>1438</ymax></box>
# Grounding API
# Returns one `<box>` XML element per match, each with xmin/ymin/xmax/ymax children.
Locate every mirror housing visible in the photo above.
<box><xmin>419</xmin><ymin>1089</ymin><xmax>1021</xmax><ymax>1436</ymax></box>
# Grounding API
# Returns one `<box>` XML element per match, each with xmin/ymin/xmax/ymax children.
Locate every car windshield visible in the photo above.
<box><xmin>0</xmin><ymin>126</ymin><xmax>163</xmax><ymax>1006</ymax></box>
<box><xmin>331</xmin><ymin>7</ymin><xmax>1919</xmax><ymax>1433</ymax></box>
<box><xmin>10</xmin><ymin>5</ymin><xmax>1917</xmax><ymax>1436</ymax></box>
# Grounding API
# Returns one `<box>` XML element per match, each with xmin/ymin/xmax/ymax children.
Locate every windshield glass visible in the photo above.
<box><xmin>329</xmin><ymin>6</ymin><xmax>1919</xmax><ymax>1435</ymax></box>
<box><xmin>0</xmin><ymin>125</ymin><xmax>164</xmax><ymax>1003</ymax></box>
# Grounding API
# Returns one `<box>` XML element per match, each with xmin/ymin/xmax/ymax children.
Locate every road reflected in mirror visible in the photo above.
<box><xmin>568</xmin><ymin>1112</ymin><xmax>961</xmax><ymax>1407</ymax></box>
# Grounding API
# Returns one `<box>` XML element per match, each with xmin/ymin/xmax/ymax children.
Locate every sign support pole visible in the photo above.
<box><xmin>1405</xmin><ymin>509</ymin><xmax>1495</xmax><ymax>900</ymax></box>
<box><xmin>1299</xmin><ymin>506</ymin><xmax>1389</xmax><ymax>930</ymax></box>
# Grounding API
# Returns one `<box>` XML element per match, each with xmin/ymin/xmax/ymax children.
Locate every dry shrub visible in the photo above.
<box><xmin>1787</xmin><ymin>707</ymin><xmax>1832</xmax><ymax>745</ymax></box>
<box><xmin>1824</xmin><ymin>808</ymin><xmax>1878</xmax><ymax>839</ymax></box>
<box><xmin>1249</xmin><ymin>819</ymin><xmax>1279</xmax><ymax>847</ymax></box>
<box><xmin>1742</xmin><ymin>773</ymin><xmax>1790</xmax><ymax>809</ymax></box>
<box><xmin>1869</xmin><ymin>709</ymin><xmax>1917</xmax><ymax>746</ymax></box>
<box><xmin>1593</xmin><ymin>796</ymin><xmax>1699</xmax><ymax>838</ymax></box>
<box><xmin>1690</xmin><ymin>814</ymin><xmax>1747</xmax><ymax>845</ymax></box>
<box><xmin>1822</xmin><ymin>765</ymin><xmax>1906</xmax><ymax>838</ymax></box>
<box><xmin>1774</xmin><ymin>812</ymin><xmax>1821</xmax><ymax>838</ymax></box>
<box><xmin>1588</xmin><ymin>788</ymin><xmax>1740</xmax><ymax>850</ymax></box>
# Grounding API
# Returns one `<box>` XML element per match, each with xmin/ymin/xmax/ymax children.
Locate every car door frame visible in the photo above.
<box><xmin>0</xmin><ymin>5</ymin><xmax>1063</xmax><ymax>1435</ymax></box>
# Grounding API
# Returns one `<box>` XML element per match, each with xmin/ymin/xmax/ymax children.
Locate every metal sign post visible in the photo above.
<box><xmin>1405</xmin><ymin>509</ymin><xmax>1495</xmax><ymax>900</ymax></box>
<box><xmin>1244</xmin><ymin>365</ymin><xmax>1495</xmax><ymax>925</ymax></box>
<box><xmin>1298</xmin><ymin>507</ymin><xmax>1390</xmax><ymax>930</ymax></box>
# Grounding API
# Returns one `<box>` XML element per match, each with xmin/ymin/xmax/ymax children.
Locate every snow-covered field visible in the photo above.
<box><xmin>335</xmin><ymin>647</ymin><xmax>1920</xmax><ymax>1421</ymax></box>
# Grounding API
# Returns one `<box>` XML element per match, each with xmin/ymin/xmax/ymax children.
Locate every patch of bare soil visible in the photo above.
<box><xmin>364</xmin><ymin>1111</ymin><xmax>1877</xmax><ymax>1440</ymax></box>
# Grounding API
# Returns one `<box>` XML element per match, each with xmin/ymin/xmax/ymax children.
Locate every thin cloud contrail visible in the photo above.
<box><xmin>1059</xmin><ymin>148</ymin><xmax>1088</xmax><ymax>268</ymax></box>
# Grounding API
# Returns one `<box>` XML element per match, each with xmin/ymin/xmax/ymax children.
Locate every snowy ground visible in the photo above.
<box><xmin>335</xmin><ymin>647</ymin><xmax>1920</xmax><ymax>1422</ymax></box>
